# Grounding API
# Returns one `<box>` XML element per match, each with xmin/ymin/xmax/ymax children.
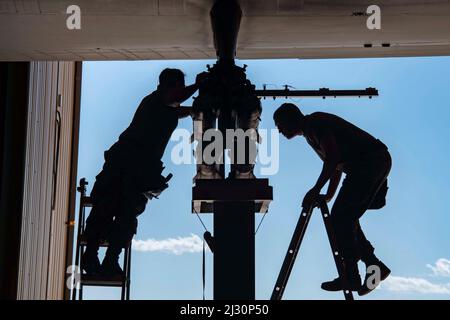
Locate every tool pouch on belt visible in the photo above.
<box><xmin>103</xmin><ymin>143</ymin><xmax>170</xmax><ymax>196</ymax></box>
<box><xmin>133</xmin><ymin>157</ymin><xmax>166</xmax><ymax>191</ymax></box>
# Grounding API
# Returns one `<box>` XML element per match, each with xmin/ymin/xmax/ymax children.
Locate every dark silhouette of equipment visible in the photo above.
<box><xmin>210</xmin><ymin>0</ymin><xmax>241</xmax><ymax>63</ymax></box>
<box><xmin>72</xmin><ymin>178</ymin><xmax>132</xmax><ymax>300</ymax></box>
<box><xmin>271</xmin><ymin>196</ymin><xmax>354</xmax><ymax>300</ymax></box>
<box><xmin>203</xmin><ymin>231</ymin><xmax>215</xmax><ymax>253</ymax></box>
<box><xmin>191</xmin><ymin>0</ymin><xmax>273</xmax><ymax>300</ymax></box>
<box><xmin>256</xmin><ymin>86</ymin><xmax>379</xmax><ymax>99</ymax></box>
<box><xmin>191</xmin><ymin>0</ymin><xmax>377</xmax><ymax>300</ymax></box>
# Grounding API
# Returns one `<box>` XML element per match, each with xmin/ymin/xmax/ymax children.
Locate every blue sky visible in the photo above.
<box><xmin>77</xmin><ymin>57</ymin><xmax>450</xmax><ymax>300</ymax></box>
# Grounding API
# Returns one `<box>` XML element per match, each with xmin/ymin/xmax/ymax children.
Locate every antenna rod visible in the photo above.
<box><xmin>255</xmin><ymin>87</ymin><xmax>379</xmax><ymax>99</ymax></box>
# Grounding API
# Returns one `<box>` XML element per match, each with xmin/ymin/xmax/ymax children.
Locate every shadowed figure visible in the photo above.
<box><xmin>81</xmin><ymin>68</ymin><xmax>208</xmax><ymax>277</ymax></box>
<box><xmin>273</xmin><ymin>103</ymin><xmax>392</xmax><ymax>296</ymax></box>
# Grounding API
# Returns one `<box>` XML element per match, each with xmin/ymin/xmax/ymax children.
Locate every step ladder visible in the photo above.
<box><xmin>271</xmin><ymin>195</ymin><xmax>354</xmax><ymax>300</ymax></box>
<box><xmin>71</xmin><ymin>178</ymin><xmax>132</xmax><ymax>300</ymax></box>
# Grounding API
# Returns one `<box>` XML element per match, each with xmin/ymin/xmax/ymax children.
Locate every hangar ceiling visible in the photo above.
<box><xmin>0</xmin><ymin>0</ymin><xmax>449</xmax><ymax>60</ymax></box>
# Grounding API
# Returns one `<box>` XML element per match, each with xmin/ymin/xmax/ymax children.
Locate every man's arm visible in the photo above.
<box><xmin>312</xmin><ymin>133</ymin><xmax>341</xmax><ymax>192</ymax></box>
<box><xmin>168</xmin><ymin>72</ymin><xmax>209</xmax><ymax>104</ymax></box>
<box><xmin>325</xmin><ymin>169</ymin><xmax>342</xmax><ymax>203</ymax></box>
<box><xmin>302</xmin><ymin>133</ymin><xmax>341</xmax><ymax>208</ymax></box>
<box><xmin>168</xmin><ymin>84</ymin><xmax>199</xmax><ymax>105</ymax></box>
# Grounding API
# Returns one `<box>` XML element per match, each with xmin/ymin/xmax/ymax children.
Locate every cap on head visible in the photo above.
<box><xmin>158</xmin><ymin>68</ymin><xmax>185</xmax><ymax>90</ymax></box>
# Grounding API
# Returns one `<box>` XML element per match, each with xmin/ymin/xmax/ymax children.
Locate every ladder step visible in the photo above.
<box><xmin>81</xmin><ymin>196</ymin><xmax>93</xmax><ymax>207</ymax></box>
<box><xmin>79</xmin><ymin>235</ymin><xmax>132</xmax><ymax>248</ymax></box>
<box><xmin>81</xmin><ymin>274</ymin><xmax>128</xmax><ymax>287</ymax></box>
<box><xmin>79</xmin><ymin>235</ymin><xmax>110</xmax><ymax>247</ymax></box>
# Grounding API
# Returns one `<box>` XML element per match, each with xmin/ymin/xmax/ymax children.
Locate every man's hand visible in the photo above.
<box><xmin>302</xmin><ymin>187</ymin><xmax>321</xmax><ymax>209</ymax></box>
<box><xmin>195</xmin><ymin>72</ymin><xmax>209</xmax><ymax>86</ymax></box>
<box><xmin>176</xmin><ymin>107</ymin><xmax>194</xmax><ymax>119</ymax></box>
<box><xmin>143</xmin><ymin>173</ymin><xmax>173</xmax><ymax>200</ymax></box>
<box><xmin>165</xmin><ymin>73</ymin><xmax>208</xmax><ymax>105</ymax></box>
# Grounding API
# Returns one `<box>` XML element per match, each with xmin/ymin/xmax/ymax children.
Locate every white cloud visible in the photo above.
<box><xmin>132</xmin><ymin>234</ymin><xmax>204</xmax><ymax>255</ymax></box>
<box><xmin>427</xmin><ymin>258</ymin><xmax>450</xmax><ymax>277</ymax></box>
<box><xmin>382</xmin><ymin>276</ymin><xmax>450</xmax><ymax>294</ymax></box>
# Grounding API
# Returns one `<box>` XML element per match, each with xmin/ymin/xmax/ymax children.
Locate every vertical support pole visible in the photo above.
<box><xmin>217</xmin><ymin>111</ymin><xmax>229</xmax><ymax>179</ymax></box>
<box><xmin>214</xmin><ymin>201</ymin><xmax>255</xmax><ymax>300</ymax></box>
<box><xmin>64</xmin><ymin>61</ymin><xmax>82</xmax><ymax>300</ymax></box>
<box><xmin>126</xmin><ymin>246</ymin><xmax>131</xmax><ymax>300</ymax></box>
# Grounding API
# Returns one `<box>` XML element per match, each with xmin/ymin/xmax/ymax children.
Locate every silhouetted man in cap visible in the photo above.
<box><xmin>274</xmin><ymin>103</ymin><xmax>391</xmax><ymax>296</ymax></box>
<box><xmin>82</xmin><ymin>68</ymin><xmax>207</xmax><ymax>276</ymax></box>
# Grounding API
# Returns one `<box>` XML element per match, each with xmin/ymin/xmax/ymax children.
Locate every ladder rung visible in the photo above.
<box><xmin>81</xmin><ymin>196</ymin><xmax>93</xmax><ymax>207</ymax></box>
<box><xmin>80</xmin><ymin>274</ymin><xmax>128</xmax><ymax>287</ymax></box>
<box><xmin>79</xmin><ymin>235</ymin><xmax>110</xmax><ymax>247</ymax></box>
<box><xmin>79</xmin><ymin>235</ymin><xmax>132</xmax><ymax>248</ymax></box>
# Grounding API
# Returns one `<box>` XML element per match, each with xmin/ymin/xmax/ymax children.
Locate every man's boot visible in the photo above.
<box><xmin>100</xmin><ymin>246</ymin><xmax>124</xmax><ymax>277</ymax></box>
<box><xmin>358</xmin><ymin>258</ymin><xmax>391</xmax><ymax>296</ymax></box>
<box><xmin>321</xmin><ymin>259</ymin><xmax>362</xmax><ymax>292</ymax></box>
<box><xmin>81</xmin><ymin>244</ymin><xmax>101</xmax><ymax>275</ymax></box>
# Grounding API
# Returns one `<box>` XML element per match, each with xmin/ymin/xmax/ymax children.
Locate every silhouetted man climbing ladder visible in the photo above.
<box><xmin>273</xmin><ymin>103</ymin><xmax>392</xmax><ymax>296</ymax></box>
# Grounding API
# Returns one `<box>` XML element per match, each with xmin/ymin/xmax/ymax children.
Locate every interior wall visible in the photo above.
<box><xmin>17</xmin><ymin>61</ymin><xmax>77</xmax><ymax>300</ymax></box>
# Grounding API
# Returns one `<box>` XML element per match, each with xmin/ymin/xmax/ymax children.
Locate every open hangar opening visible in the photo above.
<box><xmin>1</xmin><ymin>0</ymin><xmax>450</xmax><ymax>300</ymax></box>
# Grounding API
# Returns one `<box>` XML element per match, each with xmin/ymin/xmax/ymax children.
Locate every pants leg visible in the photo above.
<box><xmin>84</xmin><ymin>169</ymin><xmax>119</xmax><ymax>247</ymax></box>
<box><xmin>84</xmin><ymin>147</ymin><xmax>164</xmax><ymax>259</ymax></box>
<box><xmin>107</xmin><ymin>173</ymin><xmax>148</xmax><ymax>250</ymax></box>
<box><xmin>355</xmin><ymin>221</ymin><xmax>375</xmax><ymax>261</ymax></box>
<box><xmin>331</xmin><ymin>151</ymin><xmax>391</xmax><ymax>260</ymax></box>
